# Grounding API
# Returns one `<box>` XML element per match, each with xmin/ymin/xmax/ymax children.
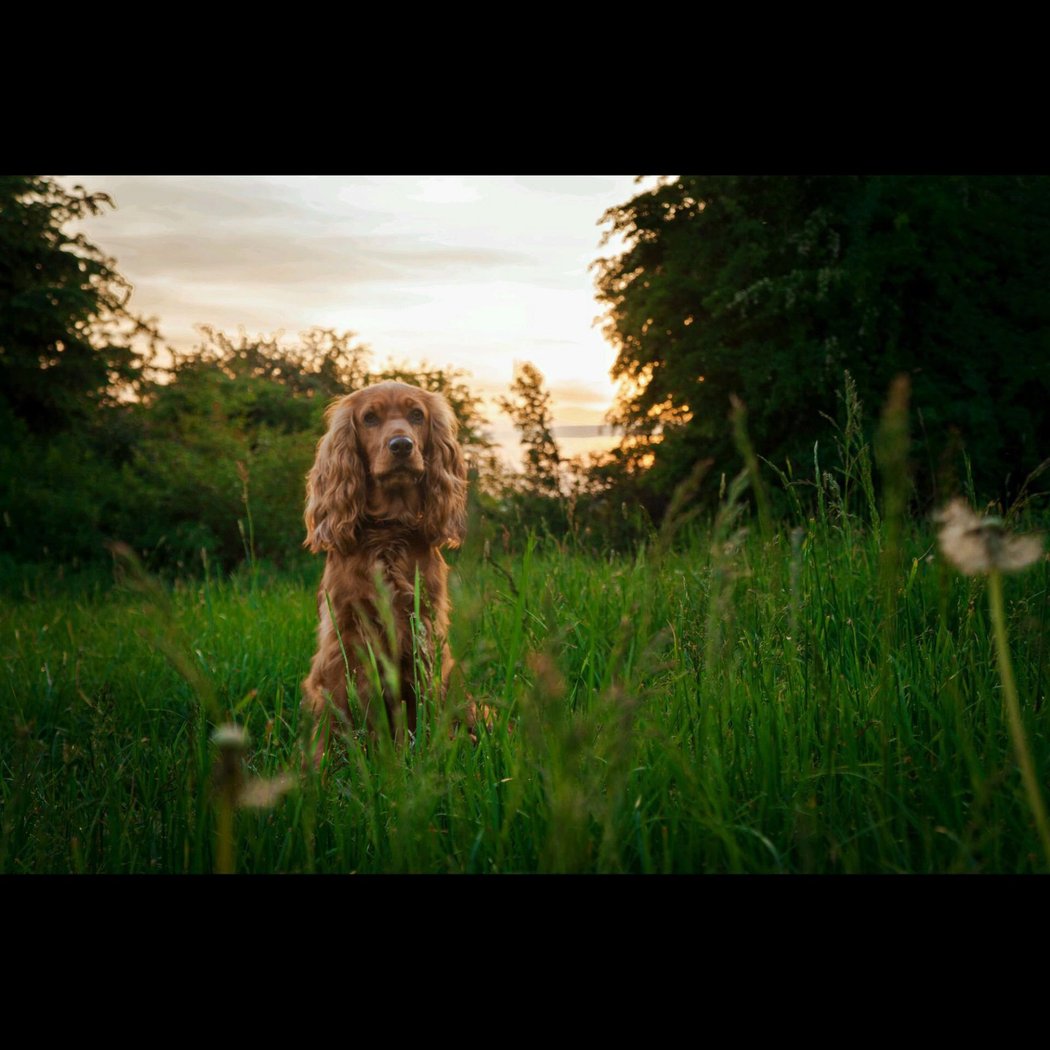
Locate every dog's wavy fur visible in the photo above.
<box><xmin>301</xmin><ymin>381</ymin><xmax>468</xmax><ymax>761</ymax></box>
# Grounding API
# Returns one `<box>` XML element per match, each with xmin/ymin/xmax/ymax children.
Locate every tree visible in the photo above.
<box><xmin>0</xmin><ymin>176</ymin><xmax>156</xmax><ymax>440</ymax></box>
<box><xmin>594</xmin><ymin>176</ymin><xmax>1050</xmax><ymax>512</ymax></box>
<box><xmin>497</xmin><ymin>362</ymin><xmax>563</xmax><ymax>497</ymax></box>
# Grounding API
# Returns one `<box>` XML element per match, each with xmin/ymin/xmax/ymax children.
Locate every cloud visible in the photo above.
<box><xmin>412</xmin><ymin>177</ymin><xmax>481</xmax><ymax>204</ymax></box>
<box><xmin>58</xmin><ymin>174</ymin><xmax>649</xmax><ymax>430</ymax></box>
<box><xmin>110</xmin><ymin>231</ymin><xmax>532</xmax><ymax>287</ymax></box>
<box><xmin>510</xmin><ymin>176</ymin><xmax>639</xmax><ymax>199</ymax></box>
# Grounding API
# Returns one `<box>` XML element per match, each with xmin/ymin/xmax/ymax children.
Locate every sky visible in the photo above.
<box><xmin>60</xmin><ymin>175</ymin><xmax>656</xmax><ymax>465</ymax></box>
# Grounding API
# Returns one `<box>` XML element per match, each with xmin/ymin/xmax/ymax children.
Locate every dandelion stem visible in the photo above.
<box><xmin>215</xmin><ymin>795</ymin><xmax>236</xmax><ymax>875</ymax></box>
<box><xmin>212</xmin><ymin>724</ymin><xmax>248</xmax><ymax>875</ymax></box>
<box><xmin>987</xmin><ymin>567</ymin><xmax>1050</xmax><ymax>868</ymax></box>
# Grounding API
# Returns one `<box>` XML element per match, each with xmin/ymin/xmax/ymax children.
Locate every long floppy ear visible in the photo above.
<box><xmin>304</xmin><ymin>396</ymin><xmax>365</xmax><ymax>555</ymax></box>
<box><xmin>422</xmin><ymin>391</ymin><xmax>468</xmax><ymax>548</ymax></box>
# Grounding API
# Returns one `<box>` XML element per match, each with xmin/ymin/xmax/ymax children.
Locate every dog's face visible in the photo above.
<box><xmin>304</xmin><ymin>381</ymin><xmax>468</xmax><ymax>554</ymax></box>
<box><xmin>352</xmin><ymin>382</ymin><xmax>429</xmax><ymax>488</ymax></box>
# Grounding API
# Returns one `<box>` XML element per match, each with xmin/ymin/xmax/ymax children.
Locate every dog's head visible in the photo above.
<box><xmin>304</xmin><ymin>381</ymin><xmax>468</xmax><ymax>554</ymax></box>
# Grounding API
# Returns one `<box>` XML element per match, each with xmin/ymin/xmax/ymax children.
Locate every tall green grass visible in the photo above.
<box><xmin>3</xmin><ymin>486</ymin><xmax>1047</xmax><ymax>872</ymax></box>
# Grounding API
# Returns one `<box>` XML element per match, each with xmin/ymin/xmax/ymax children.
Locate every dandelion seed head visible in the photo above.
<box><xmin>935</xmin><ymin>499</ymin><xmax>1044</xmax><ymax>575</ymax></box>
<box><xmin>237</xmin><ymin>774</ymin><xmax>295</xmax><ymax>809</ymax></box>
<box><xmin>211</xmin><ymin>723</ymin><xmax>250</xmax><ymax>750</ymax></box>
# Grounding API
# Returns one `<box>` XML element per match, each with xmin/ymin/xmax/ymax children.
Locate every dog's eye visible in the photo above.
<box><xmin>363</xmin><ymin>411</ymin><xmax>380</xmax><ymax>427</ymax></box>
<box><xmin>408</xmin><ymin>409</ymin><xmax>425</xmax><ymax>426</ymax></box>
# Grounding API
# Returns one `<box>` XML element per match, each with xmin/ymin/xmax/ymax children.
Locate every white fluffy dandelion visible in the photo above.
<box><xmin>935</xmin><ymin>499</ymin><xmax>1044</xmax><ymax>576</ymax></box>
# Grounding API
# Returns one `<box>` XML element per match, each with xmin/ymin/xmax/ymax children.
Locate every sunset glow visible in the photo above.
<box><xmin>60</xmin><ymin>175</ymin><xmax>654</xmax><ymax>466</ymax></box>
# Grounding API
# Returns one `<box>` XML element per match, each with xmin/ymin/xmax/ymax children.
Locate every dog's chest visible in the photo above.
<box><xmin>360</xmin><ymin>528</ymin><xmax>432</xmax><ymax>608</ymax></box>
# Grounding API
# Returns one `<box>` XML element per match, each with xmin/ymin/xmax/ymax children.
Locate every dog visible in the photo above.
<box><xmin>301</xmin><ymin>381</ymin><xmax>468</xmax><ymax>762</ymax></box>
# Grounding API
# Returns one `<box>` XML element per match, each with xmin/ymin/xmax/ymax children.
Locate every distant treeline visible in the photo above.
<box><xmin>2</xmin><ymin>175</ymin><xmax>1048</xmax><ymax>580</ymax></box>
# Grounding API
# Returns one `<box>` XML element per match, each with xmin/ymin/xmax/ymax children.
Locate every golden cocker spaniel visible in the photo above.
<box><xmin>301</xmin><ymin>381</ymin><xmax>468</xmax><ymax>762</ymax></box>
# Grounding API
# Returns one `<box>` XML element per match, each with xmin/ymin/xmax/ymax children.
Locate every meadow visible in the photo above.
<box><xmin>5</xmin><ymin>175</ymin><xmax>1049</xmax><ymax>876</ymax></box>
<box><xmin>3</xmin><ymin>461</ymin><xmax>1048</xmax><ymax>874</ymax></box>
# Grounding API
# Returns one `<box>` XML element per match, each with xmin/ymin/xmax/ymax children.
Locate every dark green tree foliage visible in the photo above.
<box><xmin>120</xmin><ymin>328</ymin><xmax>372</xmax><ymax>569</ymax></box>
<box><xmin>594</xmin><ymin>176</ymin><xmax>1050</xmax><ymax>513</ymax></box>
<box><xmin>0</xmin><ymin>176</ymin><xmax>154</xmax><ymax>440</ymax></box>
<box><xmin>0</xmin><ymin>176</ymin><xmax>162</xmax><ymax>575</ymax></box>
<box><xmin>177</xmin><ymin>325</ymin><xmax>372</xmax><ymax>402</ymax></box>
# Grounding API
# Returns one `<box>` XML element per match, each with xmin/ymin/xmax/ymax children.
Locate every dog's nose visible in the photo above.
<box><xmin>389</xmin><ymin>435</ymin><xmax>414</xmax><ymax>458</ymax></box>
